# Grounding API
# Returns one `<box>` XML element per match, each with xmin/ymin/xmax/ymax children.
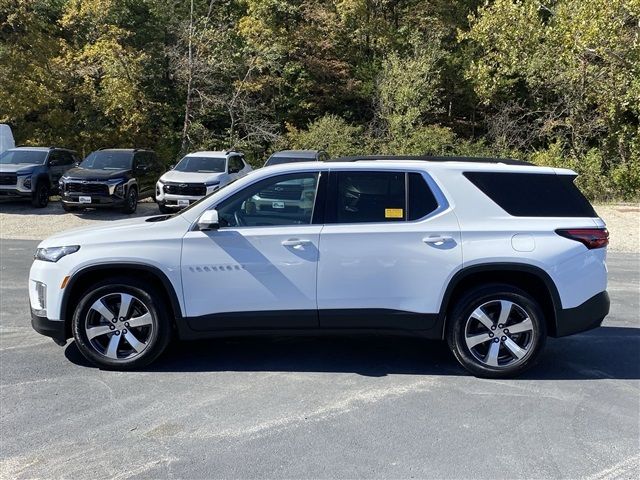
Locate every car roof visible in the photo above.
<box><xmin>270</xmin><ymin>150</ymin><xmax>322</xmax><ymax>158</ymax></box>
<box><xmin>10</xmin><ymin>147</ymin><xmax>52</xmax><ymax>151</ymax></box>
<box><xmin>332</xmin><ymin>155</ymin><xmax>531</xmax><ymax>166</ymax></box>
<box><xmin>260</xmin><ymin>159</ymin><xmax>572</xmax><ymax>175</ymax></box>
<box><xmin>96</xmin><ymin>148</ymin><xmax>152</xmax><ymax>153</ymax></box>
<box><xmin>185</xmin><ymin>151</ymin><xmax>239</xmax><ymax>158</ymax></box>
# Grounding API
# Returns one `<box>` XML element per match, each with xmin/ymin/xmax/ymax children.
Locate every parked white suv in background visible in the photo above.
<box><xmin>29</xmin><ymin>156</ymin><xmax>610</xmax><ymax>378</ymax></box>
<box><xmin>155</xmin><ymin>150</ymin><xmax>251</xmax><ymax>213</ymax></box>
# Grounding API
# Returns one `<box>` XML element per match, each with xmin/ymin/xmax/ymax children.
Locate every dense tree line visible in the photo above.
<box><xmin>1</xmin><ymin>0</ymin><xmax>638</xmax><ymax>200</ymax></box>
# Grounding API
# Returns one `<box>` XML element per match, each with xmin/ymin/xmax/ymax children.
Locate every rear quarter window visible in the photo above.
<box><xmin>463</xmin><ymin>172</ymin><xmax>596</xmax><ymax>217</ymax></box>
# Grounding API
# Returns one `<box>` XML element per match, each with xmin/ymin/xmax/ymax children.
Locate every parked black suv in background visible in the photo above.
<box><xmin>0</xmin><ymin>147</ymin><xmax>80</xmax><ymax>207</ymax></box>
<box><xmin>59</xmin><ymin>149</ymin><xmax>163</xmax><ymax>213</ymax></box>
<box><xmin>263</xmin><ymin>150</ymin><xmax>329</xmax><ymax>167</ymax></box>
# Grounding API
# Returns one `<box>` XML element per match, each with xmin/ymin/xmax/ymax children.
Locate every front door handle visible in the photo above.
<box><xmin>422</xmin><ymin>235</ymin><xmax>453</xmax><ymax>246</ymax></box>
<box><xmin>282</xmin><ymin>238</ymin><xmax>312</xmax><ymax>248</ymax></box>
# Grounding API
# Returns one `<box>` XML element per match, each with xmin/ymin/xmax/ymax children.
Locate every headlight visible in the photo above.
<box><xmin>35</xmin><ymin>245</ymin><xmax>80</xmax><ymax>263</ymax></box>
<box><xmin>23</xmin><ymin>176</ymin><xmax>32</xmax><ymax>189</ymax></box>
<box><xmin>205</xmin><ymin>181</ymin><xmax>220</xmax><ymax>188</ymax></box>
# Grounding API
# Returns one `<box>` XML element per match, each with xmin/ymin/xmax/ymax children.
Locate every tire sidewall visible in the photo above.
<box><xmin>447</xmin><ymin>284</ymin><xmax>547</xmax><ymax>378</ymax></box>
<box><xmin>122</xmin><ymin>186</ymin><xmax>138</xmax><ymax>214</ymax></box>
<box><xmin>32</xmin><ymin>181</ymin><xmax>49</xmax><ymax>208</ymax></box>
<box><xmin>72</xmin><ymin>280</ymin><xmax>170</xmax><ymax>370</ymax></box>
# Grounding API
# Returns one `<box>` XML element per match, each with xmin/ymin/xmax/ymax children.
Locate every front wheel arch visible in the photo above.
<box><xmin>61</xmin><ymin>263</ymin><xmax>183</xmax><ymax>340</ymax></box>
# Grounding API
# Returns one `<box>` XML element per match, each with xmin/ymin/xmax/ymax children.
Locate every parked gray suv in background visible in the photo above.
<box><xmin>0</xmin><ymin>147</ymin><xmax>79</xmax><ymax>207</ymax></box>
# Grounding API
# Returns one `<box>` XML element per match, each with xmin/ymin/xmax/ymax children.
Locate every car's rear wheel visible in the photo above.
<box><xmin>446</xmin><ymin>284</ymin><xmax>546</xmax><ymax>378</ymax></box>
<box><xmin>72</xmin><ymin>278</ymin><xmax>171</xmax><ymax>370</ymax></box>
<box><xmin>31</xmin><ymin>181</ymin><xmax>49</xmax><ymax>208</ymax></box>
<box><xmin>122</xmin><ymin>186</ymin><xmax>137</xmax><ymax>214</ymax></box>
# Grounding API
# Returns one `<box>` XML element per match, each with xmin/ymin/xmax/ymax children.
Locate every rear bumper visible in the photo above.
<box><xmin>554</xmin><ymin>291</ymin><xmax>610</xmax><ymax>337</ymax></box>
<box><xmin>31</xmin><ymin>309</ymin><xmax>67</xmax><ymax>345</ymax></box>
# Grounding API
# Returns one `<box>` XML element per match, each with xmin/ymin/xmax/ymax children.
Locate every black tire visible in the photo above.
<box><xmin>31</xmin><ymin>181</ymin><xmax>50</xmax><ymax>208</ymax></box>
<box><xmin>62</xmin><ymin>203</ymin><xmax>77</xmax><ymax>212</ymax></box>
<box><xmin>72</xmin><ymin>277</ymin><xmax>172</xmax><ymax>370</ymax></box>
<box><xmin>122</xmin><ymin>186</ymin><xmax>138</xmax><ymax>214</ymax></box>
<box><xmin>158</xmin><ymin>203</ymin><xmax>173</xmax><ymax>214</ymax></box>
<box><xmin>446</xmin><ymin>283</ymin><xmax>547</xmax><ymax>378</ymax></box>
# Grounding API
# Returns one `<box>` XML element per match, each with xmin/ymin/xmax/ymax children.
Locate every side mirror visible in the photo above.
<box><xmin>197</xmin><ymin>209</ymin><xmax>219</xmax><ymax>231</ymax></box>
<box><xmin>169</xmin><ymin>164</ymin><xmax>175</xmax><ymax>170</ymax></box>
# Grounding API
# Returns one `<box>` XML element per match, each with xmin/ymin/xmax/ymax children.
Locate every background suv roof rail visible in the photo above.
<box><xmin>331</xmin><ymin>155</ymin><xmax>532</xmax><ymax>166</ymax></box>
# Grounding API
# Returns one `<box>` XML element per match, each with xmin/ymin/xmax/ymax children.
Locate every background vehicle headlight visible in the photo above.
<box><xmin>23</xmin><ymin>176</ymin><xmax>32</xmax><ymax>189</ymax></box>
<box><xmin>35</xmin><ymin>245</ymin><xmax>80</xmax><ymax>263</ymax></box>
<box><xmin>205</xmin><ymin>181</ymin><xmax>220</xmax><ymax>189</ymax></box>
<box><xmin>115</xmin><ymin>184</ymin><xmax>125</xmax><ymax>196</ymax></box>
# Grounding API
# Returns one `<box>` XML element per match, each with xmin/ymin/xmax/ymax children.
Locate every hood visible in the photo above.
<box><xmin>63</xmin><ymin>167</ymin><xmax>131</xmax><ymax>181</ymax></box>
<box><xmin>38</xmin><ymin>214</ymin><xmax>190</xmax><ymax>249</ymax></box>
<box><xmin>0</xmin><ymin>163</ymin><xmax>39</xmax><ymax>174</ymax></box>
<box><xmin>159</xmin><ymin>169</ymin><xmax>225</xmax><ymax>184</ymax></box>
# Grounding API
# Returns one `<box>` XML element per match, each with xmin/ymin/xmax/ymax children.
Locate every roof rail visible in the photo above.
<box><xmin>330</xmin><ymin>155</ymin><xmax>532</xmax><ymax>166</ymax></box>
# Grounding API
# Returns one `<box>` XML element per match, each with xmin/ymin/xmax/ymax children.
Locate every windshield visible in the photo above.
<box><xmin>265</xmin><ymin>156</ymin><xmax>315</xmax><ymax>166</ymax></box>
<box><xmin>81</xmin><ymin>151</ymin><xmax>133</xmax><ymax>170</ymax></box>
<box><xmin>0</xmin><ymin>150</ymin><xmax>48</xmax><ymax>165</ymax></box>
<box><xmin>174</xmin><ymin>156</ymin><xmax>226</xmax><ymax>173</ymax></box>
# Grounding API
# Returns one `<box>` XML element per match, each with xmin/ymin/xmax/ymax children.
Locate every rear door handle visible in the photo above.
<box><xmin>422</xmin><ymin>235</ymin><xmax>453</xmax><ymax>245</ymax></box>
<box><xmin>282</xmin><ymin>238</ymin><xmax>312</xmax><ymax>248</ymax></box>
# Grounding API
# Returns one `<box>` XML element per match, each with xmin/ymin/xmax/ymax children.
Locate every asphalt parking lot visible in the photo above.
<box><xmin>0</xmin><ymin>240</ymin><xmax>638</xmax><ymax>479</ymax></box>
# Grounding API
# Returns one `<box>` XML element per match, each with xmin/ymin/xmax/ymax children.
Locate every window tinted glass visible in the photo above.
<box><xmin>217</xmin><ymin>172</ymin><xmax>319</xmax><ymax>227</ymax></box>
<box><xmin>81</xmin><ymin>151</ymin><xmax>133</xmax><ymax>170</ymax></box>
<box><xmin>58</xmin><ymin>151</ymin><xmax>74</xmax><ymax>165</ymax></box>
<box><xmin>464</xmin><ymin>172</ymin><xmax>596</xmax><ymax>217</ymax></box>
<box><xmin>408</xmin><ymin>173</ymin><xmax>438</xmax><ymax>220</ymax></box>
<box><xmin>175</xmin><ymin>156</ymin><xmax>226</xmax><ymax>173</ymax></box>
<box><xmin>228</xmin><ymin>156</ymin><xmax>244</xmax><ymax>173</ymax></box>
<box><xmin>334</xmin><ymin>171</ymin><xmax>405</xmax><ymax>223</ymax></box>
<box><xmin>0</xmin><ymin>150</ymin><xmax>48</xmax><ymax>165</ymax></box>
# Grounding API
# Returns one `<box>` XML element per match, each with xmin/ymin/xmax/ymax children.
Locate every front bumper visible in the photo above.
<box><xmin>31</xmin><ymin>309</ymin><xmax>68</xmax><ymax>345</ymax></box>
<box><xmin>0</xmin><ymin>183</ymin><xmax>32</xmax><ymax>197</ymax></box>
<box><xmin>61</xmin><ymin>193</ymin><xmax>125</xmax><ymax>207</ymax></box>
<box><xmin>554</xmin><ymin>291</ymin><xmax>610</xmax><ymax>337</ymax></box>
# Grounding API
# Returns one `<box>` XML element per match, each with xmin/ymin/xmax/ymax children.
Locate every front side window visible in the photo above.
<box><xmin>228</xmin><ymin>156</ymin><xmax>244</xmax><ymax>173</ymax></box>
<box><xmin>81</xmin><ymin>151</ymin><xmax>133</xmax><ymax>170</ymax></box>
<box><xmin>175</xmin><ymin>156</ymin><xmax>226</xmax><ymax>173</ymax></box>
<box><xmin>216</xmin><ymin>172</ymin><xmax>319</xmax><ymax>227</ymax></box>
<box><xmin>0</xmin><ymin>149</ymin><xmax>48</xmax><ymax>165</ymax></box>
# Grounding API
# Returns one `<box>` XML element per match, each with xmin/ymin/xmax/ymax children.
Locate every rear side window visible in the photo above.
<box><xmin>327</xmin><ymin>171</ymin><xmax>439</xmax><ymax>224</ymax></box>
<box><xmin>464</xmin><ymin>172</ymin><xmax>596</xmax><ymax>217</ymax></box>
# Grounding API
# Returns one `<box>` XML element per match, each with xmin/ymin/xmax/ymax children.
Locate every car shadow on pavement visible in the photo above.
<box><xmin>64</xmin><ymin>326</ymin><xmax>640</xmax><ymax>379</ymax></box>
<box><xmin>0</xmin><ymin>198</ymin><xmax>158</xmax><ymax>220</ymax></box>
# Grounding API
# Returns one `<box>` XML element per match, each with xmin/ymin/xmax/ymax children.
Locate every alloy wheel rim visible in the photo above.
<box><xmin>464</xmin><ymin>299</ymin><xmax>535</xmax><ymax>368</ymax></box>
<box><xmin>84</xmin><ymin>292</ymin><xmax>153</xmax><ymax>360</ymax></box>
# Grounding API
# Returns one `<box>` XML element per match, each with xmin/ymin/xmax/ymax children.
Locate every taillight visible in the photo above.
<box><xmin>556</xmin><ymin>228</ymin><xmax>609</xmax><ymax>249</ymax></box>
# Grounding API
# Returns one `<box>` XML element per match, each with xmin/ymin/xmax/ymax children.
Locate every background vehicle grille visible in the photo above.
<box><xmin>66</xmin><ymin>182</ymin><xmax>109</xmax><ymax>195</ymax></box>
<box><xmin>163</xmin><ymin>183</ymin><xmax>206</xmax><ymax>196</ymax></box>
<box><xmin>259</xmin><ymin>184</ymin><xmax>303</xmax><ymax>200</ymax></box>
<box><xmin>0</xmin><ymin>174</ymin><xmax>17</xmax><ymax>186</ymax></box>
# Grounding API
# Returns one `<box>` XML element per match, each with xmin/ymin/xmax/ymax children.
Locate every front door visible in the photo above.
<box><xmin>181</xmin><ymin>171</ymin><xmax>324</xmax><ymax>331</ymax></box>
<box><xmin>317</xmin><ymin>169</ymin><xmax>462</xmax><ymax>330</ymax></box>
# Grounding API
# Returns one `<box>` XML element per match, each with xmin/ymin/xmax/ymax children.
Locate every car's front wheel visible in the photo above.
<box><xmin>446</xmin><ymin>284</ymin><xmax>546</xmax><ymax>378</ymax></box>
<box><xmin>31</xmin><ymin>181</ymin><xmax>50</xmax><ymax>208</ymax></box>
<box><xmin>122</xmin><ymin>186</ymin><xmax>138</xmax><ymax>214</ymax></box>
<box><xmin>72</xmin><ymin>278</ymin><xmax>171</xmax><ymax>370</ymax></box>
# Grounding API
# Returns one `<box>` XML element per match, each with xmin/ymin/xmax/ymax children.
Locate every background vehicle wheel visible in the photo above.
<box><xmin>62</xmin><ymin>203</ymin><xmax>77</xmax><ymax>212</ymax></box>
<box><xmin>122</xmin><ymin>186</ymin><xmax>138</xmax><ymax>214</ymax></box>
<box><xmin>446</xmin><ymin>284</ymin><xmax>546</xmax><ymax>378</ymax></box>
<box><xmin>158</xmin><ymin>203</ymin><xmax>173</xmax><ymax>214</ymax></box>
<box><xmin>31</xmin><ymin>181</ymin><xmax>50</xmax><ymax>208</ymax></box>
<box><xmin>72</xmin><ymin>278</ymin><xmax>172</xmax><ymax>370</ymax></box>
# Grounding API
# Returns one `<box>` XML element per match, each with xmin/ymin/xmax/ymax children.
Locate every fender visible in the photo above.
<box><xmin>435</xmin><ymin>262</ymin><xmax>562</xmax><ymax>339</ymax></box>
<box><xmin>60</xmin><ymin>262</ymin><xmax>183</xmax><ymax>326</ymax></box>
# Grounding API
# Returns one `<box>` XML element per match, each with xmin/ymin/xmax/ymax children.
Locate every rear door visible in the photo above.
<box><xmin>316</xmin><ymin>169</ymin><xmax>462</xmax><ymax>330</ymax></box>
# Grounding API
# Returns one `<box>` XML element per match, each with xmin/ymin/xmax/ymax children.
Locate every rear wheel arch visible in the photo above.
<box><xmin>439</xmin><ymin>264</ymin><xmax>561</xmax><ymax>338</ymax></box>
<box><xmin>61</xmin><ymin>263</ymin><xmax>183</xmax><ymax>339</ymax></box>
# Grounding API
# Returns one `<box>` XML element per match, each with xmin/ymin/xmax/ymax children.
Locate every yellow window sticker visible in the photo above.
<box><xmin>385</xmin><ymin>208</ymin><xmax>403</xmax><ymax>218</ymax></box>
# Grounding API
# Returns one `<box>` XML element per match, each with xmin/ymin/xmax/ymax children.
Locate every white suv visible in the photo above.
<box><xmin>155</xmin><ymin>150</ymin><xmax>251</xmax><ymax>212</ymax></box>
<box><xmin>29</xmin><ymin>156</ymin><xmax>610</xmax><ymax>377</ymax></box>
